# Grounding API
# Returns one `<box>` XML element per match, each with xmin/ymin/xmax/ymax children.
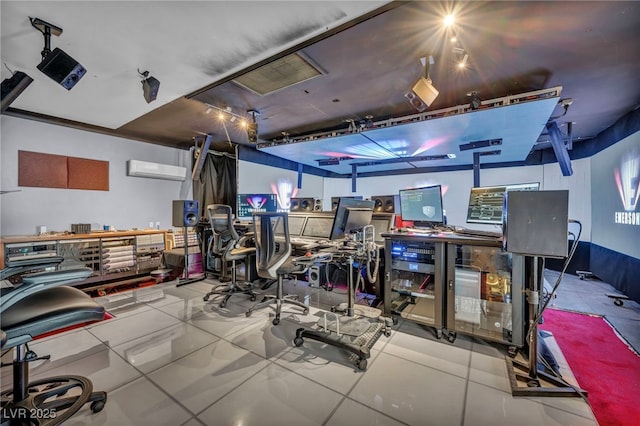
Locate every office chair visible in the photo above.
<box><xmin>203</xmin><ymin>204</ymin><xmax>257</xmax><ymax>308</ymax></box>
<box><xmin>245</xmin><ymin>212</ymin><xmax>309</xmax><ymax>325</ymax></box>
<box><xmin>1</xmin><ymin>266</ymin><xmax>108</xmax><ymax>425</ymax></box>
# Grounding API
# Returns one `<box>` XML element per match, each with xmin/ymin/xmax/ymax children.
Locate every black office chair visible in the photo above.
<box><xmin>1</xmin><ymin>266</ymin><xmax>108</xmax><ymax>425</ymax></box>
<box><xmin>203</xmin><ymin>204</ymin><xmax>257</xmax><ymax>308</ymax></box>
<box><xmin>245</xmin><ymin>212</ymin><xmax>309</xmax><ymax>325</ymax></box>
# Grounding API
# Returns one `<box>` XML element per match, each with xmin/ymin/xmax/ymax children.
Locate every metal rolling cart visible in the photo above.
<box><xmin>293</xmin><ymin>226</ymin><xmax>392</xmax><ymax>370</ymax></box>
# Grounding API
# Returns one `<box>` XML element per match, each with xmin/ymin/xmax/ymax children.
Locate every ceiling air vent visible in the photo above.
<box><xmin>232</xmin><ymin>52</ymin><xmax>325</xmax><ymax>96</ymax></box>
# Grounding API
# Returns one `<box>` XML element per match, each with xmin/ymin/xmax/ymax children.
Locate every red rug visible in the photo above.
<box><xmin>539</xmin><ymin>308</ymin><xmax>640</xmax><ymax>426</ymax></box>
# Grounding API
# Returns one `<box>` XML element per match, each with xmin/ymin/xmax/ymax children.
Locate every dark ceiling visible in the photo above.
<box><xmin>6</xmin><ymin>1</ymin><xmax>640</xmax><ymax>167</ymax></box>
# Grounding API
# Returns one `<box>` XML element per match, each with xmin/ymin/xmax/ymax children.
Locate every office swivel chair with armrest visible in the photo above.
<box><xmin>203</xmin><ymin>204</ymin><xmax>257</xmax><ymax>308</ymax></box>
<box><xmin>246</xmin><ymin>212</ymin><xmax>309</xmax><ymax>325</ymax></box>
<box><xmin>1</xmin><ymin>265</ymin><xmax>108</xmax><ymax>425</ymax></box>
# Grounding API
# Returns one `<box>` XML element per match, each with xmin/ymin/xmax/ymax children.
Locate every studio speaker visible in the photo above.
<box><xmin>37</xmin><ymin>47</ymin><xmax>86</xmax><ymax>90</ymax></box>
<box><xmin>331</xmin><ymin>197</ymin><xmax>340</xmax><ymax>212</ymax></box>
<box><xmin>1</xmin><ymin>71</ymin><xmax>33</xmax><ymax>112</ymax></box>
<box><xmin>246</xmin><ymin>122</ymin><xmax>258</xmax><ymax>143</ymax></box>
<box><xmin>314</xmin><ymin>198</ymin><xmax>322</xmax><ymax>211</ymax></box>
<box><xmin>308</xmin><ymin>264</ymin><xmax>326</xmax><ymax>287</ymax></box>
<box><xmin>290</xmin><ymin>197</ymin><xmax>314</xmax><ymax>212</ymax></box>
<box><xmin>142</xmin><ymin>76</ymin><xmax>160</xmax><ymax>103</ymax></box>
<box><xmin>172</xmin><ymin>200</ymin><xmax>199</xmax><ymax>227</ymax></box>
<box><xmin>372</xmin><ymin>195</ymin><xmax>397</xmax><ymax>213</ymax></box>
<box><xmin>503</xmin><ymin>190</ymin><xmax>569</xmax><ymax>258</ymax></box>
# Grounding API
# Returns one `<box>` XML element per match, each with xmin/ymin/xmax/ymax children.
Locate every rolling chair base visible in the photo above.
<box><xmin>246</xmin><ymin>294</ymin><xmax>309</xmax><ymax>326</ymax></box>
<box><xmin>1</xmin><ymin>374</ymin><xmax>107</xmax><ymax>426</ymax></box>
<box><xmin>203</xmin><ymin>282</ymin><xmax>257</xmax><ymax>308</ymax></box>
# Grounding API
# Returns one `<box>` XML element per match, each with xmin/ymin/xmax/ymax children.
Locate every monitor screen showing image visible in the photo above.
<box><xmin>237</xmin><ymin>193</ymin><xmax>278</xmax><ymax>220</ymax></box>
<box><xmin>399</xmin><ymin>185</ymin><xmax>444</xmax><ymax>226</ymax></box>
<box><xmin>466</xmin><ymin>182</ymin><xmax>540</xmax><ymax>225</ymax></box>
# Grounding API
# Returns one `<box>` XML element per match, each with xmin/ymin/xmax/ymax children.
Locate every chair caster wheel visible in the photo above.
<box><xmin>357</xmin><ymin>358</ymin><xmax>368</xmax><ymax>370</ymax></box>
<box><xmin>203</xmin><ymin>295</ymin><xmax>210</xmax><ymax>302</ymax></box>
<box><xmin>272</xmin><ymin>318</ymin><xmax>280</xmax><ymax>326</ymax></box>
<box><xmin>447</xmin><ymin>332</ymin><xmax>457</xmax><ymax>343</ymax></box>
<box><xmin>250</xmin><ymin>295</ymin><xmax>257</xmax><ymax>302</ymax></box>
<box><xmin>245</xmin><ymin>311</ymin><xmax>252</xmax><ymax>317</ymax></box>
<box><xmin>219</xmin><ymin>300</ymin><xmax>227</xmax><ymax>308</ymax></box>
<box><xmin>614</xmin><ymin>299</ymin><xmax>624</xmax><ymax>307</ymax></box>
<box><xmin>91</xmin><ymin>399</ymin><xmax>106</xmax><ymax>413</ymax></box>
<box><xmin>294</xmin><ymin>337</ymin><xmax>304</xmax><ymax>347</ymax></box>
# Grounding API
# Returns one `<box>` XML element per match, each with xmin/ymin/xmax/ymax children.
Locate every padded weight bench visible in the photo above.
<box><xmin>1</xmin><ymin>267</ymin><xmax>108</xmax><ymax>425</ymax></box>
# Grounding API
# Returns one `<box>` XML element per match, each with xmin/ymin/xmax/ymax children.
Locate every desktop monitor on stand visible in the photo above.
<box><xmin>398</xmin><ymin>185</ymin><xmax>444</xmax><ymax>229</ymax></box>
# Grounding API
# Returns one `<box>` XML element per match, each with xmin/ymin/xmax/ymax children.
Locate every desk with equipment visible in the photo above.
<box><xmin>384</xmin><ymin>185</ymin><xmax>580</xmax><ymax>397</ymax></box>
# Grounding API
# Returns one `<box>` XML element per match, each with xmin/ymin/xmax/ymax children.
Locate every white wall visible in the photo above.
<box><xmin>238</xmin><ymin>160</ymin><xmax>324</xmax><ymax>209</ymax></box>
<box><xmin>1</xmin><ymin>115</ymin><xmax>191</xmax><ymax>236</ymax></box>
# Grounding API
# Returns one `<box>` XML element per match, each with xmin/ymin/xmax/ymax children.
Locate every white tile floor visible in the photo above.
<box><xmin>4</xmin><ymin>271</ymin><xmax>620</xmax><ymax>426</ymax></box>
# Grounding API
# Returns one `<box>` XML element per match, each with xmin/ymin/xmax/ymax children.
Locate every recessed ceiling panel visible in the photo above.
<box><xmin>258</xmin><ymin>93</ymin><xmax>560</xmax><ymax>174</ymax></box>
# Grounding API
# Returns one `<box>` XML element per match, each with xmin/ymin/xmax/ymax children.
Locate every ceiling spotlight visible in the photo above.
<box><xmin>444</xmin><ymin>14</ymin><xmax>455</xmax><ymax>27</ymax></box>
<box><xmin>246</xmin><ymin>109</ymin><xmax>259</xmax><ymax>143</ymax></box>
<box><xmin>30</xmin><ymin>17</ymin><xmax>86</xmax><ymax>90</ymax></box>
<box><xmin>405</xmin><ymin>55</ymin><xmax>439</xmax><ymax>112</ymax></box>
<box><xmin>458</xmin><ymin>54</ymin><xmax>469</xmax><ymax>69</ymax></box>
<box><xmin>139</xmin><ymin>70</ymin><xmax>160</xmax><ymax>103</ymax></box>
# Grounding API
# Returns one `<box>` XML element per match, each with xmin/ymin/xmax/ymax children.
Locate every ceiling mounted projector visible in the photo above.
<box><xmin>405</xmin><ymin>55</ymin><xmax>439</xmax><ymax>111</ymax></box>
<box><xmin>30</xmin><ymin>17</ymin><xmax>86</xmax><ymax>90</ymax></box>
<box><xmin>408</xmin><ymin>77</ymin><xmax>439</xmax><ymax>110</ymax></box>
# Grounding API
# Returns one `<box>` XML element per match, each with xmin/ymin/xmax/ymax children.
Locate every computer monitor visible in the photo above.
<box><xmin>466</xmin><ymin>182</ymin><xmax>540</xmax><ymax>225</ymax></box>
<box><xmin>236</xmin><ymin>193</ymin><xmax>278</xmax><ymax>220</ymax></box>
<box><xmin>301</xmin><ymin>216</ymin><xmax>334</xmax><ymax>239</ymax></box>
<box><xmin>329</xmin><ymin>198</ymin><xmax>375</xmax><ymax>240</ymax></box>
<box><xmin>399</xmin><ymin>185</ymin><xmax>444</xmax><ymax>227</ymax></box>
<box><xmin>274</xmin><ymin>215</ymin><xmax>306</xmax><ymax>236</ymax></box>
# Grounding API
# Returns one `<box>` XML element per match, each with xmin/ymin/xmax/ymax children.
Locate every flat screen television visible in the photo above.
<box><xmin>236</xmin><ymin>193</ymin><xmax>278</xmax><ymax>220</ymax></box>
<box><xmin>466</xmin><ymin>182</ymin><xmax>540</xmax><ymax>225</ymax></box>
<box><xmin>329</xmin><ymin>198</ymin><xmax>375</xmax><ymax>240</ymax></box>
<box><xmin>399</xmin><ymin>185</ymin><xmax>444</xmax><ymax>228</ymax></box>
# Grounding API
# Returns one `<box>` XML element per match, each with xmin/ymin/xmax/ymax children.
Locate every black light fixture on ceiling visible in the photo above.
<box><xmin>30</xmin><ymin>17</ymin><xmax>86</xmax><ymax>90</ymax></box>
<box><xmin>139</xmin><ymin>70</ymin><xmax>160</xmax><ymax>103</ymax></box>
<box><xmin>405</xmin><ymin>55</ymin><xmax>439</xmax><ymax>112</ymax></box>
<box><xmin>246</xmin><ymin>109</ymin><xmax>259</xmax><ymax>143</ymax></box>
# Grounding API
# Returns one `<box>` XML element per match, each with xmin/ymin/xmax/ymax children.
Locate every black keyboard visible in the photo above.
<box><xmin>454</xmin><ymin>227</ymin><xmax>502</xmax><ymax>239</ymax></box>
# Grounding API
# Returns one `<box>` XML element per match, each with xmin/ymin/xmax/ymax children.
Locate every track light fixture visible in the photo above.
<box><xmin>405</xmin><ymin>55</ymin><xmax>439</xmax><ymax>112</ymax></box>
<box><xmin>30</xmin><ymin>17</ymin><xmax>87</xmax><ymax>90</ymax></box>
<box><xmin>139</xmin><ymin>70</ymin><xmax>160</xmax><ymax>103</ymax></box>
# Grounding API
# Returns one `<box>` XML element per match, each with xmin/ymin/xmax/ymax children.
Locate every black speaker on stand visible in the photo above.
<box><xmin>172</xmin><ymin>200</ymin><xmax>202</xmax><ymax>287</ymax></box>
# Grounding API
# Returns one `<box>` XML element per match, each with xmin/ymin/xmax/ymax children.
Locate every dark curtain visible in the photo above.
<box><xmin>193</xmin><ymin>151</ymin><xmax>236</xmax><ymax>218</ymax></box>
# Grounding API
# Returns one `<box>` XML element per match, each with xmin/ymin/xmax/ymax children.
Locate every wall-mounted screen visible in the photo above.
<box><xmin>237</xmin><ymin>193</ymin><xmax>278</xmax><ymax>220</ymax></box>
<box><xmin>399</xmin><ymin>185</ymin><xmax>444</xmax><ymax>227</ymax></box>
<box><xmin>466</xmin><ymin>182</ymin><xmax>540</xmax><ymax>225</ymax></box>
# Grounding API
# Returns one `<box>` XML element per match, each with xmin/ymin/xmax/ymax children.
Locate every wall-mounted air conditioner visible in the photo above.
<box><xmin>127</xmin><ymin>160</ymin><xmax>186</xmax><ymax>181</ymax></box>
